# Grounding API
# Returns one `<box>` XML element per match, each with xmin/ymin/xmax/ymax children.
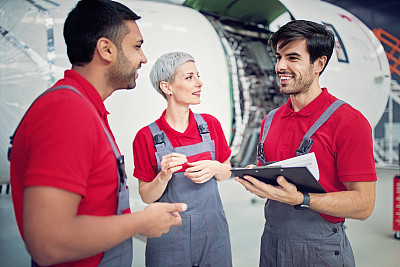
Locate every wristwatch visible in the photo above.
<box><xmin>294</xmin><ymin>191</ymin><xmax>310</xmax><ymax>210</ymax></box>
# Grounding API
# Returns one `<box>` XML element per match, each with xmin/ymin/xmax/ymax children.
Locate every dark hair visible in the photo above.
<box><xmin>268</xmin><ymin>20</ymin><xmax>335</xmax><ymax>75</ymax></box>
<box><xmin>63</xmin><ymin>0</ymin><xmax>140</xmax><ymax>66</ymax></box>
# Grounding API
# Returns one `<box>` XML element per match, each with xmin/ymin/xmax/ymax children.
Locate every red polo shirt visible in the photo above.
<box><xmin>133</xmin><ymin>109</ymin><xmax>231</xmax><ymax>182</ymax></box>
<box><xmin>259</xmin><ymin>88</ymin><xmax>377</xmax><ymax>223</ymax></box>
<box><xmin>10</xmin><ymin>70</ymin><xmax>122</xmax><ymax>267</ymax></box>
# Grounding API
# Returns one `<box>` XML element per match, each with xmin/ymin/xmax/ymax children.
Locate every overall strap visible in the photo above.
<box><xmin>8</xmin><ymin>85</ymin><xmax>126</xmax><ymax>184</ymax></box>
<box><xmin>148</xmin><ymin>122</ymin><xmax>174</xmax><ymax>153</ymax></box>
<box><xmin>257</xmin><ymin>108</ymin><xmax>278</xmax><ymax>164</ymax></box>
<box><xmin>194</xmin><ymin>113</ymin><xmax>211</xmax><ymax>142</ymax></box>
<box><xmin>296</xmin><ymin>99</ymin><xmax>346</xmax><ymax>156</ymax></box>
<box><xmin>52</xmin><ymin>86</ymin><xmax>122</xmax><ymax>161</ymax></box>
<box><xmin>148</xmin><ymin>114</ymin><xmax>212</xmax><ymax>153</ymax></box>
<box><xmin>8</xmin><ymin>86</ymin><xmax>119</xmax><ymax>161</ymax></box>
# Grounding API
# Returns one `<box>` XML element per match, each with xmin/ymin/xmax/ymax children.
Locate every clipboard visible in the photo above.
<box><xmin>232</xmin><ymin>166</ymin><xmax>326</xmax><ymax>193</ymax></box>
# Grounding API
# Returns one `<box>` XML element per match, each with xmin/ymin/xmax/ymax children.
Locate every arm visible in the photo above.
<box><xmin>236</xmin><ymin>176</ymin><xmax>375</xmax><ymax>220</ymax></box>
<box><xmin>185</xmin><ymin>159</ymin><xmax>231</xmax><ymax>183</ymax></box>
<box><xmin>24</xmin><ymin>186</ymin><xmax>186</xmax><ymax>266</ymax></box>
<box><xmin>308</xmin><ymin>181</ymin><xmax>375</xmax><ymax>220</ymax></box>
<box><xmin>138</xmin><ymin>152</ymin><xmax>187</xmax><ymax>204</ymax></box>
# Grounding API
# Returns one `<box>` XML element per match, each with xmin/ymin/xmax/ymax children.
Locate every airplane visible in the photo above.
<box><xmin>0</xmin><ymin>0</ymin><xmax>391</xmax><ymax>188</ymax></box>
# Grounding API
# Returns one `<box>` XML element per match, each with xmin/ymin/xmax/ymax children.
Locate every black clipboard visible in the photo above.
<box><xmin>232</xmin><ymin>166</ymin><xmax>326</xmax><ymax>193</ymax></box>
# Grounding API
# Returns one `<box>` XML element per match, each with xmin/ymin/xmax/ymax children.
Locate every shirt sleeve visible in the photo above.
<box><xmin>202</xmin><ymin>114</ymin><xmax>231</xmax><ymax>163</ymax></box>
<box><xmin>24</xmin><ymin>92</ymin><xmax>100</xmax><ymax>196</ymax></box>
<box><xmin>335</xmin><ymin>106</ymin><xmax>377</xmax><ymax>182</ymax></box>
<box><xmin>132</xmin><ymin>126</ymin><xmax>159</xmax><ymax>182</ymax></box>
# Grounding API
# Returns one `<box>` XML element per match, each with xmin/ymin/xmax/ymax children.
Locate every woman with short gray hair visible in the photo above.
<box><xmin>133</xmin><ymin>52</ymin><xmax>233</xmax><ymax>266</ymax></box>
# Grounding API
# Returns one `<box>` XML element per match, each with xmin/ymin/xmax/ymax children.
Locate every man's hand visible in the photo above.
<box><xmin>235</xmin><ymin>175</ymin><xmax>303</xmax><ymax>206</ymax></box>
<box><xmin>140</xmin><ymin>202</ymin><xmax>187</xmax><ymax>238</ymax></box>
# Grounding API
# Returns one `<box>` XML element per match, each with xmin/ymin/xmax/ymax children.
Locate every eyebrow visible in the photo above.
<box><xmin>182</xmin><ymin>71</ymin><xmax>198</xmax><ymax>75</ymax></box>
<box><xmin>275</xmin><ymin>51</ymin><xmax>302</xmax><ymax>58</ymax></box>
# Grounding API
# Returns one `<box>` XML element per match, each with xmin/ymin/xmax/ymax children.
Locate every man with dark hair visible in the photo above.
<box><xmin>236</xmin><ymin>20</ymin><xmax>376</xmax><ymax>266</ymax></box>
<box><xmin>9</xmin><ymin>0</ymin><xmax>186</xmax><ymax>266</ymax></box>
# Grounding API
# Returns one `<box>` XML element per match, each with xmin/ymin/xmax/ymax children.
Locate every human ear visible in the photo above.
<box><xmin>160</xmin><ymin>81</ymin><xmax>172</xmax><ymax>96</ymax></box>
<box><xmin>315</xmin><ymin>56</ymin><xmax>327</xmax><ymax>74</ymax></box>
<box><xmin>96</xmin><ymin>37</ymin><xmax>115</xmax><ymax>63</ymax></box>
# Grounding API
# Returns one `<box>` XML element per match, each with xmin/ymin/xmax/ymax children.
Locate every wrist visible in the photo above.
<box><xmin>294</xmin><ymin>192</ymin><xmax>310</xmax><ymax>210</ymax></box>
<box><xmin>157</xmin><ymin>173</ymin><xmax>170</xmax><ymax>184</ymax></box>
<box><xmin>297</xmin><ymin>191</ymin><xmax>304</xmax><ymax>205</ymax></box>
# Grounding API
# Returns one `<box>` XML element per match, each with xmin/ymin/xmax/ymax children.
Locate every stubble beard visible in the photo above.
<box><xmin>107</xmin><ymin>49</ymin><xmax>137</xmax><ymax>90</ymax></box>
<box><xmin>279</xmin><ymin>65</ymin><xmax>315</xmax><ymax>96</ymax></box>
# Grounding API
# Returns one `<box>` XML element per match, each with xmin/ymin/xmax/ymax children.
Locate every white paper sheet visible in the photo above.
<box><xmin>267</xmin><ymin>153</ymin><xmax>320</xmax><ymax>180</ymax></box>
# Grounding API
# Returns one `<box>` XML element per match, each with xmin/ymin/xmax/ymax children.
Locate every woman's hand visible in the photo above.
<box><xmin>184</xmin><ymin>160</ymin><xmax>217</xmax><ymax>184</ymax></box>
<box><xmin>159</xmin><ymin>153</ymin><xmax>187</xmax><ymax>183</ymax></box>
<box><xmin>185</xmin><ymin>159</ymin><xmax>231</xmax><ymax>183</ymax></box>
<box><xmin>138</xmin><ymin>153</ymin><xmax>187</xmax><ymax>204</ymax></box>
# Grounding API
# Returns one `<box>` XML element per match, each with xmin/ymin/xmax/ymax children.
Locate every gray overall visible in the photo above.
<box><xmin>146</xmin><ymin>114</ymin><xmax>232</xmax><ymax>267</ymax></box>
<box><xmin>9</xmin><ymin>86</ymin><xmax>133</xmax><ymax>267</ymax></box>
<box><xmin>257</xmin><ymin>100</ymin><xmax>355</xmax><ymax>267</ymax></box>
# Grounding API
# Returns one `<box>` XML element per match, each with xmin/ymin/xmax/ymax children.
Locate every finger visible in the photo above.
<box><xmin>168</xmin><ymin>153</ymin><xmax>187</xmax><ymax>160</ymax></box>
<box><xmin>236</xmin><ymin>177</ymin><xmax>269</xmax><ymax>197</ymax></box>
<box><xmin>169</xmin><ymin>166</ymin><xmax>183</xmax><ymax>173</ymax></box>
<box><xmin>185</xmin><ymin>165</ymin><xmax>202</xmax><ymax>173</ymax></box>
<box><xmin>276</xmin><ymin>176</ymin><xmax>286</xmax><ymax>185</ymax></box>
<box><xmin>245</xmin><ymin>164</ymin><xmax>256</xmax><ymax>169</ymax></box>
<box><xmin>185</xmin><ymin>161</ymin><xmax>196</xmax><ymax>167</ymax></box>
<box><xmin>276</xmin><ymin>176</ymin><xmax>297</xmax><ymax>191</ymax></box>
<box><xmin>243</xmin><ymin>175</ymin><xmax>263</xmax><ymax>185</ymax></box>
<box><xmin>236</xmin><ymin>177</ymin><xmax>254</xmax><ymax>188</ymax></box>
<box><xmin>165</xmin><ymin>202</ymin><xmax>187</xmax><ymax>213</ymax></box>
<box><xmin>190</xmin><ymin>175</ymin><xmax>211</xmax><ymax>184</ymax></box>
<box><xmin>165</xmin><ymin>157</ymin><xmax>187</xmax><ymax>166</ymax></box>
<box><xmin>162</xmin><ymin>159</ymin><xmax>186</xmax><ymax>170</ymax></box>
<box><xmin>185</xmin><ymin>168</ymin><xmax>205</xmax><ymax>178</ymax></box>
<box><xmin>162</xmin><ymin>153</ymin><xmax>187</xmax><ymax>163</ymax></box>
<box><xmin>171</xmin><ymin>213</ymin><xmax>183</xmax><ymax>226</ymax></box>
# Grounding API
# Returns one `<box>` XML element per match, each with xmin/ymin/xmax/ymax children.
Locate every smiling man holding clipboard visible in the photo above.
<box><xmin>235</xmin><ymin>20</ymin><xmax>376</xmax><ymax>267</ymax></box>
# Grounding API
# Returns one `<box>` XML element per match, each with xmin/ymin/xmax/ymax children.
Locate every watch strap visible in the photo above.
<box><xmin>294</xmin><ymin>191</ymin><xmax>310</xmax><ymax>209</ymax></box>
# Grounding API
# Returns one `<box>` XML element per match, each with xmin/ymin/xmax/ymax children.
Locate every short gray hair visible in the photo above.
<box><xmin>149</xmin><ymin>52</ymin><xmax>195</xmax><ymax>99</ymax></box>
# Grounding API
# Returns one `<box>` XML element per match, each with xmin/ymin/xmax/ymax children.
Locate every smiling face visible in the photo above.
<box><xmin>167</xmin><ymin>61</ymin><xmax>203</xmax><ymax>106</ymax></box>
<box><xmin>275</xmin><ymin>39</ymin><xmax>318</xmax><ymax>96</ymax></box>
<box><xmin>107</xmin><ymin>20</ymin><xmax>147</xmax><ymax>90</ymax></box>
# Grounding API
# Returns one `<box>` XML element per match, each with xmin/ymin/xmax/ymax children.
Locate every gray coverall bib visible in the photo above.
<box><xmin>146</xmin><ymin>113</ymin><xmax>232</xmax><ymax>267</ymax></box>
<box><xmin>9</xmin><ymin>86</ymin><xmax>133</xmax><ymax>267</ymax></box>
<box><xmin>257</xmin><ymin>100</ymin><xmax>355</xmax><ymax>267</ymax></box>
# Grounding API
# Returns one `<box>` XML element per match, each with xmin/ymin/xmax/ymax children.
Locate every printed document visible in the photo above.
<box><xmin>267</xmin><ymin>152</ymin><xmax>320</xmax><ymax>180</ymax></box>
